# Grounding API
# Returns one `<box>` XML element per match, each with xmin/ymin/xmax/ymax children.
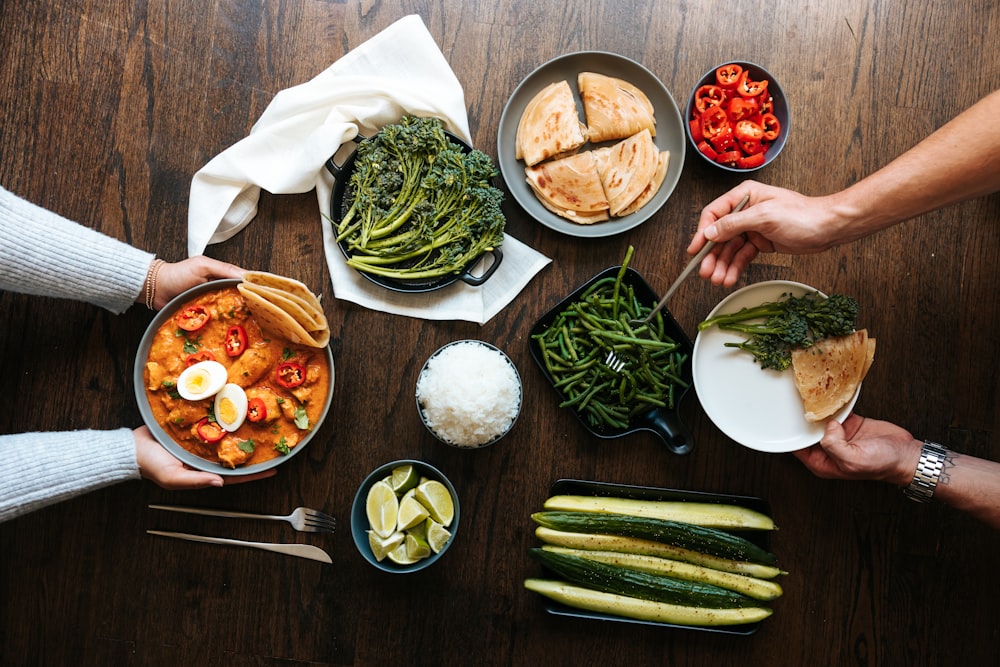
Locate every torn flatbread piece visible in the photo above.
<box><xmin>524</xmin><ymin>151</ymin><xmax>610</xmax><ymax>224</ymax></box>
<box><xmin>791</xmin><ymin>329</ymin><xmax>876</xmax><ymax>422</ymax></box>
<box><xmin>593</xmin><ymin>129</ymin><xmax>659</xmax><ymax>216</ymax></box>
<box><xmin>578</xmin><ymin>71</ymin><xmax>656</xmax><ymax>144</ymax></box>
<box><xmin>516</xmin><ymin>80</ymin><xmax>588</xmax><ymax>167</ymax></box>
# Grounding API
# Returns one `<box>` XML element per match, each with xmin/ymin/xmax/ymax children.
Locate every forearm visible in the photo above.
<box><xmin>0</xmin><ymin>429</ymin><xmax>141</xmax><ymax>523</ymax></box>
<box><xmin>932</xmin><ymin>451</ymin><xmax>1000</xmax><ymax>530</ymax></box>
<box><xmin>0</xmin><ymin>185</ymin><xmax>155</xmax><ymax>313</ymax></box>
<box><xmin>828</xmin><ymin>88</ymin><xmax>1000</xmax><ymax>241</ymax></box>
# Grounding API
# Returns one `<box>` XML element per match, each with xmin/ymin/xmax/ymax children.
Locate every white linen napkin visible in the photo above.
<box><xmin>187</xmin><ymin>14</ymin><xmax>550</xmax><ymax>324</ymax></box>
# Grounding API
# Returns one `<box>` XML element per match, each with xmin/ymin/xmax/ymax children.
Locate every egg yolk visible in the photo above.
<box><xmin>218</xmin><ymin>397</ymin><xmax>238</xmax><ymax>424</ymax></box>
<box><xmin>184</xmin><ymin>372</ymin><xmax>209</xmax><ymax>394</ymax></box>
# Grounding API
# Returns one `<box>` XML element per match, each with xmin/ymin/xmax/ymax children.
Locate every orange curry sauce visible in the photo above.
<box><xmin>143</xmin><ymin>287</ymin><xmax>329</xmax><ymax>468</ymax></box>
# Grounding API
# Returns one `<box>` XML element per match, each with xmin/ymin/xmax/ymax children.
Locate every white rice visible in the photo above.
<box><xmin>416</xmin><ymin>341</ymin><xmax>521</xmax><ymax>447</ymax></box>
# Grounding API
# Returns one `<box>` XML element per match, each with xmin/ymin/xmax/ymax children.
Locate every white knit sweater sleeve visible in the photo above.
<box><xmin>0</xmin><ymin>429</ymin><xmax>141</xmax><ymax>523</ymax></box>
<box><xmin>0</xmin><ymin>185</ymin><xmax>155</xmax><ymax>313</ymax></box>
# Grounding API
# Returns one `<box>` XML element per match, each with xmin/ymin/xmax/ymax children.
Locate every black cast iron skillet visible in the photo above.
<box><xmin>528</xmin><ymin>266</ymin><xmax>696</xmax><ymax>455</ymax></box>
<box><xmin>325</xmin><ymin>129</ymin><xmax>503</xmax><ymax>294</ymax></box>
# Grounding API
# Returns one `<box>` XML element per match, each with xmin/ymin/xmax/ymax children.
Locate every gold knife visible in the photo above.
<box><xmin>147</xmin><ymin>530</ymin><xmax>332</xmax><ymax>563</ymax></box>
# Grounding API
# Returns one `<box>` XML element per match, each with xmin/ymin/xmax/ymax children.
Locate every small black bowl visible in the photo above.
<box><xmin>528</xmin><ymin>267</ymin><xmax>695</xmax><ymax>455</ymax></box>
<box><xmin>326</xmin><ymin>126</ymin><xmax>503</xmax><ymax>293</ymax></box>
<box><xmin>685</xmin><ymin>61</ymin><xmax>789</xmax><ymax>173</ymax></box>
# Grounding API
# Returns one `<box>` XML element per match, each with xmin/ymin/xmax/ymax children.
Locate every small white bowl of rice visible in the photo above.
<box><xmin>415</xmin><ymin>340</ymin><xmax>522</xmax><ymax>448</ymax></box>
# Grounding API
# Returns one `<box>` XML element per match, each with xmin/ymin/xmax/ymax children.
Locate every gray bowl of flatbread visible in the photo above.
<box><xmin>497</xmin><ymin>51</ymin><xmax>686</xmax><ymax>238</ymax></box>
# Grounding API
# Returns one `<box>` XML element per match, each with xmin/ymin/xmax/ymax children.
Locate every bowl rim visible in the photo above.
<box><xmin>415</xmin><ymin>339</ymin><xmax>523</xmax><ymax>449</ymax></box>
<box><xmin>350</xmin><ymin>458</ymin><xmax>460</xmax><ymax>573</ymax></box>
<box><xmin>133</xmin><ymin>278</ymin><xmax>335</xmax><ymax>476</ymax></box>
<box><xmin>685</xmin><ymin>60</ymin><xmax>790</xmax><ymax>173</ymax></box>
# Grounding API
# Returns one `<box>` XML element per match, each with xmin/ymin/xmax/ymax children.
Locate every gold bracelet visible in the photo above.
<box><xmin>144</xmin><ymin>258</ymin><xmax>166</xmax><ymax>310</ymax></box>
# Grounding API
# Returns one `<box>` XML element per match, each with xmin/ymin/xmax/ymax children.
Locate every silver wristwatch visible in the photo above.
<box><xmin>903</xmin><ymin>440</ymin><xmax>949</xmax><ymax>503</ymax></box>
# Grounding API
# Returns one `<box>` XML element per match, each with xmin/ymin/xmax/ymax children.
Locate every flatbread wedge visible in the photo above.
<box><xmin>593</xmin><ymin>129</ymin><xmax>659</xmax><ymax>217</ymax></box>
<box><xmin>617</xmin><ymin>149</ymin><xmax>669</xmax><ymax>217</ymax></box>
<box><xmin>524</xmin><ymin>151</ymin><xmax>610</xmax><ymax>224</ymax></box>
<box><xmin>791</xmin><ymin>329</ymin><xmax>876</xmax><ymax>422</ymax></box>
<box><xmin>516</xmin><ymin>80</ymin><xmax>588</xmax><ymax>167</ymax></box>
<box><xmin>578</xmin><ymin>71</ymin><xmax>656</xmax><ymax>144</ymax></box>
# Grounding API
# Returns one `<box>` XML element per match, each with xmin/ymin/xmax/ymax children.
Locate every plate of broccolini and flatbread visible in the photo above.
<box><xmin>692</xmin><ymin>280</ymin><xmax>876</xmax><ymax>453</ymax></box>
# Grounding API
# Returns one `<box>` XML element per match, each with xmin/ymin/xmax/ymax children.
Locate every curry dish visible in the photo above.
<box><xmin>143</xmin><ymin>286</ymin><xmax>330</xmax><ymax>468</ymax></box>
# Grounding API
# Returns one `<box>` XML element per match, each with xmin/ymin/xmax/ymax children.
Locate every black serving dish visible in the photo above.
<box><xmin>535</xmin><ymin>479</ymin><xmax>775</xmax><ymax>635</ymax></box>
<box><xmin>326</xmin><ymin>127</ymin><xmax>503</xmax><ymax>293</ymax></box>
<box><xmin>528</xmin><ymin>266</ymin><xmax>695</xmax><ymax>455</ymax></box>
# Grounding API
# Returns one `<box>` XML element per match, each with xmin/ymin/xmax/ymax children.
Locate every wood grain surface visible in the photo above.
<box><xmin>1</xmin><ymin>1</ymin><xmax>998</xmax><ymax>665</ymax></box>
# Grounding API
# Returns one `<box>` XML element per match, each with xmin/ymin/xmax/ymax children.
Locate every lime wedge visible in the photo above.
<box><xmin>414</xmin><ymin>480</ymin><xmax>455</xmax><ymax>527</ymax></box>
<box><xmin>405</xmin><ymin>533</ymin><xmax>431</xmax><ymax>560</ymax></box>
<box><xmin>397</xmin><ymin>494</ymin><xmax>431</xmax><ymax>531</ymax></box>
<box><xmin>425</xmin><ymin>518</ymin><xmax>452</xmax><ymax>554</ymax></box>
<box><xmin>368</xmin><ymin>530</ymin><xmax>404</xmax><ymax>562</ymax></box>
<box><xmin>365</xmin><ymin>480</ymin><xmax>399</xmax><ymax>538</ymax></box>
<box><xmin>387</xmin><ymin>542</ymin><xmax>421</xmax><ymax>565</ymax></box>
<box><xmin>390</xmin><ymin>464</ymin><xmax>420</xmax><ymax>495</ymax></box>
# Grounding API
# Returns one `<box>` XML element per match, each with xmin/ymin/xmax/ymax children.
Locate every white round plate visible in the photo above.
<box><xmin>692</xmin><ymin>280</ymin><xmax>859</xmax><ymax>453</ymax></box>
<box><xmin>496</xmin><ymin>51</ymin><xmax>685</xmax><ymax>238</ymax></box>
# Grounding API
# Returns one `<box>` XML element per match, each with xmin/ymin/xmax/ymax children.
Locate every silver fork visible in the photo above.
<box><xmin>604</xmin><ymin>349</ymin><xmax>626</xmax><ymax>372</ymax></box>
<box><xmin>150</xmin><ymin>504</ymin><xmax>336</xmax><ymax>533</ymax></box>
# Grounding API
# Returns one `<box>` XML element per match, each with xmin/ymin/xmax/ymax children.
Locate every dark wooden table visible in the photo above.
<box><xmin>2</xmin><ymin>1</ymin><xmax>998</xmax><ymax>665</ymax></box>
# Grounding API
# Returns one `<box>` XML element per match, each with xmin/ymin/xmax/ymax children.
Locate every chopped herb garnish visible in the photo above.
<box><xmin>238</xmin><ymin>439</ymin><xmax>256</xmax><ymax>454</ymax></box>
<box><xmin>274</xmin><ymin>437</ymin><xmax>291</xmax><ymax>455</ymax></box>
<box><xmin>294</xmin><ymin>406</ymin><xmax>309</xmax><ymax>430</ymax></box>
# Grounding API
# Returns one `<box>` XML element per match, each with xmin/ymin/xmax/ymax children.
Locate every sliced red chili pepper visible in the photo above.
<box><xmin>727</xmin><ymin>96</ymin><xmax>759</xmax><ymax>123</ymax></box>
<box><xmin>694</xmin><ymin>84</ymin><xmax>726</xmax><ymax>114</ymax></box>
<box><xmin>689</xmin><ymin>118</ymin><xmax>703</xmax><ymax>143</ymax></box>
<box><xmin>247</xmin><ymin>397</ymin><xmax>267</xmax><ymax>423</ymax></box>
<box><xmin>759</xmin><ymin>95</ymin><xmax>775</xmax><ymax>115</ymax></box>
<box><xmin>699</xmin><ymin>105</ymin><xmax>730</xmax><ymax>140</ymax></box>
<box><xmin>715</xmin><ymin>63</ymin><xmax>743</xmax><ymax>90</ymax></box>
<box><xmin>739</xmin><ymin>139</ymin><xmax>767</xmax><ymax>156</ymax></box>
<box><xmin>275</xmin><ymin>361</ymin><xmax>306</xmax><ymax>389</ymax></box>
<box><xmin>196</xmin><ymin>417</ymin><xmax>226</xmax><ymax>443</ymax></box>
<box><xmin>697</xmin><ymin>140</ymin><xmax>718</xmax><ymax>161</ymax></box>
<box><xmin>715</xmin><ymin>150</ymin><xmax>742</xmax><ymax>167</ymax></box>
<box><xmin>708</xmin><ymin>126</ymin><xmax>736</xmax><ymax>153</ymax></box>
<box><xmin>185</xmin><ymin>350</ymin><xmax>217</xmax><ymax>367</ymax></box>
<box><xmin>224</xmin><ymin>325</ymin><xmax>248</xmax><ymax>357</ymax></box>
<box><xmin>760</xmin><ymin>113</ymin><xmax>781</xmax><ymax>141</ymax></box>
<box><xmin>737</xmin><ymin>152</ymin><xmax>767</xmax><ymax>169</ymax></box>
<box><xmin>737</xmin><ymin>70</ymin><xmax>769</xmax><ymax>98</ymax></box>
<box><xmin>734</xmin><ymin>120</ymin><xmax>765</xmax><ymax>142</ymax></box>
<box><xmin>176</xmin><ymin>305</ymin><xmax>210</xmax><ymax>332</ymax></box>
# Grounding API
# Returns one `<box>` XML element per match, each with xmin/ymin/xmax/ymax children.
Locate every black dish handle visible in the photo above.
<box><xmin>324</xmin><ymin>134</ymin><xmax>366</xmax><ymax>179</ymax></box>
<box><xmin>457</xmin><ymin>247</ymin><xmax>503</xmax><ymax>286</ymax></box>
<box><xmin>638</xmin><ymin>406</ymin><xmax>694</xmax><ymax>456</ymax></box>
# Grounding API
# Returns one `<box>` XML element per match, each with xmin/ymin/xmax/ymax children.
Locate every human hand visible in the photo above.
<box><xmin>133</xmin><ymin>426</ymin><xmax>277</xmax><ymax>490</ymax></box>
<box><xmin>686</xmin><ymin>181</ymin><xmax>842</xmax><ymax>287</ymax></box>
<box><xmin>147</xmin><ymin>256</ymin><xmax>245</xmax><ymax>310</ymax></box>
<box><xmin>792</xmin><ymin>414</ymin><xmax>923</xmax><ymax>486</ymax></box>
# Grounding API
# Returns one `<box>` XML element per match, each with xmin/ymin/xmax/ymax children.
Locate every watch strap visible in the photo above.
<box><xmin>903</xmin><ymin>440</ymin><xmax>949</xmax><ymax>503</ymax></box>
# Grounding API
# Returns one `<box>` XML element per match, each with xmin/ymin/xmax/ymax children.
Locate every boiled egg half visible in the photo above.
<box><xmin>214</xmin><ymin>383</ymin><xmax>249</xmax><ymax>432</ymax></box>
<box><xmin>176</xmin><ymin>360</ymin><xmax>228</xmax><ymax>401</ymax></box>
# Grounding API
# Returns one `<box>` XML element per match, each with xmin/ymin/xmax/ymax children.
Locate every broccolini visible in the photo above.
<box><xmin>335</xmin><ymin>115</ymin><xmax>506</xmax><ymax>281</ymax></box>
<box><xmin>698</xmin><ymin>291</ymin><xmax>859</xmax><ymax>371</ymax></box>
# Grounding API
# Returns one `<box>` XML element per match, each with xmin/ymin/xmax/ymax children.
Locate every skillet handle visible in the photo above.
<box><xmin>458</xmin><ymin>247</ymin><xmax>503</xmax><ymax>287</ymax></box>
<box><xmin>324</xmin><ymin>134</ymin><xmax>367</xmax><ymax>179</ymax></box>
<box><xmin>643</xmin><ymin>407</ymin><xmax>693</xmax><ymax>455</ymax></box>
